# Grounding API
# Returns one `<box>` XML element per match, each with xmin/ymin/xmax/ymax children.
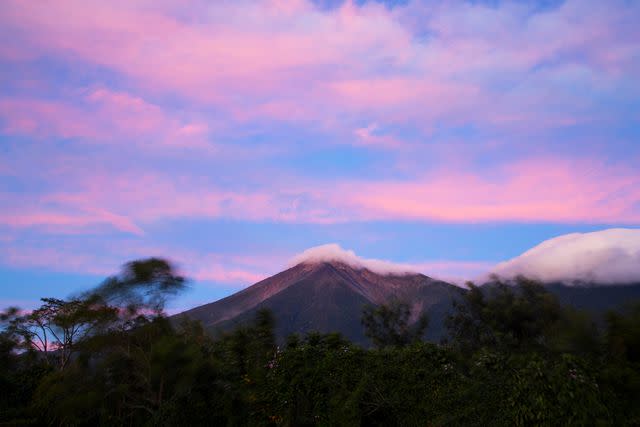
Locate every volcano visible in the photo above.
<box><xmin>180</xmin><ymin>230</ymin><xmax>640</xmax><ymax>345</ymax></box>
<box><xmin>180</xmin><ymin>259</ymin><xmax>463</xmax><ymax>345</ymax></box>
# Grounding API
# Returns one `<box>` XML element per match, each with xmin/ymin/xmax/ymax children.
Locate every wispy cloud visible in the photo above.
<box><xmin>1</xmin><ymin>156</ymin><xmax>638</xmax><ymax>238</ymax></box>
<box><xmin>331</xmin><ymin>158</ymin><xmax>640</xmax><ymax>223</ymax></box>
<box><xmin>0</xmin><ymin>90</ymin><xmax>211</xmax><ymax>149</ymax></box>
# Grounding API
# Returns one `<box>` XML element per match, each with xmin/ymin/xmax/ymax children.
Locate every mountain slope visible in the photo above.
<box><xmin>181</xmin><ymin>262</ymin><xmax>316</xmax><ymax>326</ymax></box>
<box><xmin>180</xmin><ymin>261</ymin><xmax>464</xmax><ymax>345</ymax></box>
<box><xmin>546</xmin><ymin>282</ymin><xmax>640</xmax><ymax>313</ymax></box>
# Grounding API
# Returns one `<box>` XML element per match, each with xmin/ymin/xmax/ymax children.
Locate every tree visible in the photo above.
<box><xmin>361</xmin><ymin>300</ymin><xmax>428</xmax><ymax>348</ymax></box>
<box><xmin>0</xmin><ymin>307</ymin><xmax>21</xmax><ymax>365</ymax></box>
<box><xmin>601</xmin><ymin>303</ymin><xmax>640</xmax><ymax>424</ymax></box>
<box><xmin>447</xmin><ymin>276</ymin><xmax>563</xmax><ymax>352</ymax></box>
<box><xmin>606</xmin><ymin>302</ymin><xmax>640</xmax><ymax>363</ymax></box>
<box><xmin>9</xmin><ymin>296</ymin><xmax>117</xmax><ymax>369</ymax></box>
<box><xmin>4</xmin><ymin>258</ymin><xmax>186</xmax><ymax>370</ymax></box>
<box><xmin>88</xmin><ymin>257</ymin><xmax>187</xmax><ymax>323</ymax></box>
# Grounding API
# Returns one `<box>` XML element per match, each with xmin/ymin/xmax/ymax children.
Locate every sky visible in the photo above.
<box><xmin>0</xmin><ymin>0</ymin><xmax>639</xmax><ymax>312</ymax></box>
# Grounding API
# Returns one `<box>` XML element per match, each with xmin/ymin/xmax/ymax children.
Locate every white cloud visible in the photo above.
<box><xmin>490</xmin><ymin>228</ymin><xmax>640</xmax><ymax>285</ymax></box>
<box><xmin>288</xmin><ymin>243</ymin><xmax>419</xmax><ymax>275</ymax></box>
<box><xmin>411</xmin><ymin>260</ymin><xmax>495</xmax><ymax>285</ymax></box>
<box><xmin>288</xmin><ymin>229</ymin><xmax>640</xmax><ymax>286</ymax></box>
<box><xmin>287</xmin><ymin>244</ymin><xmax>492</xmax><ymax>284</ymax></box>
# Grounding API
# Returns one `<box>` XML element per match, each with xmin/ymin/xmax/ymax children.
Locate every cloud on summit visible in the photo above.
<box><xmin>289</xmin><ymin>243</ymin><xmax>420</xmax><ymax>275</ymax></box>
<box><xmin>290</xmin><ymin>229</ymin><xmax>640</xmax><ymax>286</ymax></box>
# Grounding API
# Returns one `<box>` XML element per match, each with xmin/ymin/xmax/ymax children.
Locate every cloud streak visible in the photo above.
<box><xmin>1</xmin><ymin>156</ymin><xmax>638</xmax><ymax>238</ymax></box>
<box><xmin>0</xmin><ymin>90</ymin><xmax>211</xmax><ymax>149</ymax></box>
<box><xmin>333</xmin><ymin>158</ymin><xmax>640</xmax><ymax>224</ymax></box>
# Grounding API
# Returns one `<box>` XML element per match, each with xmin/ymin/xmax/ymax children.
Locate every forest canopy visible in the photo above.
<box><xmin>1</xmin><ymin>259</ymin><xmax>640</xmax><ymax>426</ymax></box>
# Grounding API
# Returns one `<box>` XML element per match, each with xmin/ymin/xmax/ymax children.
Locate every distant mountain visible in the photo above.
<box><xmin>490</xmin><ymin>228</ymin><xmax>640</xmax><ymax>285</ymax></box>
<box><xmin>484</xmin><ymin>227</ymin><xmax>640</xmax><ymax>316</ymax></box>
<box><xmin>179</xmin><ymin>261</ymin><xmax>463</xmax><ymax>346</ymax></box>
<box><xmin>478</xmin><ymin>278</ymin><xmax>640</xmax><ymax>314</ymax></box>
<box><xmin>545</xmin><ymin>282</ymin><xmax>640</xmax><ymax>314</ymax></box>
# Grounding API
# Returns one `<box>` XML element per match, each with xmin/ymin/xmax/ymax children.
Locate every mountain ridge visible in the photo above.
<box><xmin>179</xmin><ymin>244</ymin><xmax>640</xmax><ymax>346</ymax></box>
<box><xmin>179</xmin><ymin>260</ymin><xmax>464</xmax><ymax>345</ymax></box>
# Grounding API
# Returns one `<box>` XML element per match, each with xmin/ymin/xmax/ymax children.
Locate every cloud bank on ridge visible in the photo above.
<box><xmin>491</xmin><ymin>228</ymin><xmax>640</xmax><ymax>285</ymax></box>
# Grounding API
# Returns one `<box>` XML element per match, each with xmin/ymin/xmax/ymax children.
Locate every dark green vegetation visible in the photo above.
<box><xmin>2</xmin><ymin>260</ymin><xmax>640</xmax><ymax>426</ymax></box>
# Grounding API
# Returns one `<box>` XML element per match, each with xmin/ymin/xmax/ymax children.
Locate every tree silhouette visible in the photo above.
<box><xmin>361</xmin><ymin>300</ymin><xmax>428</xmax><ymax>348</ymax></box>
<box><xmin>9</xmin><ymin>296</ymin><xmax>117</xmax><ymax>368</ymax></box>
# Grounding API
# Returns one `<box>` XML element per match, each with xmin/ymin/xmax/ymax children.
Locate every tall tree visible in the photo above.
<box><xmin>9</xmin><ymin>296</ymin><xmax>117</xmax><ymax>368</ymax></box>
<box><xmin>361</xmin><ymin>300</ymin><xmax>428</xmax><ymax>348</ymax></box>
<box><xmin>447</xmin><ymin>276</ymin><xmax>563</xmax><ymax>352</ymax></box>
<box><xmin>89</xmin><ymin>257</ymin><xmax>187</xmax><ymax>321</ymax></box>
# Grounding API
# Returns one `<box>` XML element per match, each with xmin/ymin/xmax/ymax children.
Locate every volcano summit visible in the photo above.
<box><xmin>180</xmin><ymin>246</ymin><xmax>463</xmax><ymax>345</ymax></box>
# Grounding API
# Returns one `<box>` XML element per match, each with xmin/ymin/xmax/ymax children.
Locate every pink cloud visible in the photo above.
<box><xmin>191</xmin><ymin>268</ymin><xmax>267</xmax><ymax>285</ymax></box>
<box><xmin>0</xmin><ymin>246</ymin><xmax>116</xmax><ymax>277</ymax></box>
<box><xmin>327</xmin><ymin>157</ymin><xmax>640</xmax><ymax>224</ymax></box>
<box><xmin>1</xmin><ymin>0</ymin><xmax>636</xmax><ymax>135</ymax></box>
<box><xmin>0</xmin><ymin>235</ymin><xmax>494</xmax><ymax>288</ymax></box>
<box><xmin>1</xmin><ymin>156</ymin><xmax>637</xmax><ymax>237</ymax></box>
<box><xmin>0</xmin><ymin>98</ymin><xmax>99</xmax><ymax>139</ymax></box>
<box><xmin>115</xmin><ymin>247</ymin><xmax>283</xmax><ymax>285</ymax></box>
<box><xmin>0</xmin><ymin>210</ymin><xmax>143</xmax><ymax>235</ymax></box>
<box><xmin>0</xmin><ymin>240</ymin><xmax>285</xmax><ymax>289</ymax></box>
<box><xmin>0</xmin><ymin>0</ymin><xmax>638</xmax><ymax>233</ymax></box>
<box><xmin>0</xmin><ymin>90</ymin><xmax>211</xmax><ymax>149</ymax></box>
<box><xmin>3</xmin><ymin>167</ymin><xmax>335</xmax><ymax>235</ymax></box>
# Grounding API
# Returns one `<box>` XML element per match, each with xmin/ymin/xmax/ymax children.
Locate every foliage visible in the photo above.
<box><xmin>89</xmin><ymin>257</ymin><xmax>187</xmax><ymax>317</ymax></box>
<box><xmin>9</xmin><ymin>296</ymin><xmax>118</xmax><ymax>369</ymax></box>
<box><xmin>446</xmin><ymin>276</ymin><xmax>564</xmax><ymax>352</ymax></box>
<box><xmin>361</xmin><ymin>300</ymin><xmax>428</xmax><ymax>349</ymax></box>
<box><xmin>1</xmin><ymin>266</ymin><xmax>640</xmax><ymax>426</ymax></box>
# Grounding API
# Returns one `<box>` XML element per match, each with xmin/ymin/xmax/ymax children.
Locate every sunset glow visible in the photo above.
<box><xmin>1</xmin><ymin>0</ymin><xmax>639</xmax><ymax>309</ymax></box>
